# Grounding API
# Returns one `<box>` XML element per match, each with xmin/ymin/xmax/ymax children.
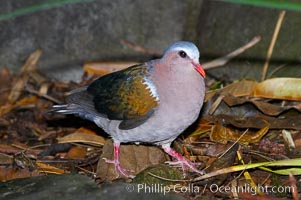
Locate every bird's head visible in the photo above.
<box><xmin>162</xmin><ymin>41</ymin><xmax>206</xmax><ymax>78</ymax></box>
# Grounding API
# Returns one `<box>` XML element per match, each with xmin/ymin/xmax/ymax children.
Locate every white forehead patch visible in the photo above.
<box><xmin>163</xmin><ymin>41</ymin><xmax>200</xmax><ymax>61</ymax></box>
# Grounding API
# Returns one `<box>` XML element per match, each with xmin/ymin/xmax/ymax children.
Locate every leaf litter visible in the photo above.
<box><xmin>0</xmin><ymin>45</ymin><xmax>300</xmax><ymax>199</ymax></box>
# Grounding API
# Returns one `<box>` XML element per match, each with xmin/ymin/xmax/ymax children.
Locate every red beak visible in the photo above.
<box><xmin>193</xmin><ymin>62</ymin><xmax>206</xmax><ymax>78</ymax></box>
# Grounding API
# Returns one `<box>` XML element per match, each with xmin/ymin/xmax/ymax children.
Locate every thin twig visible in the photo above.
<box><xmin>25</xmin><ymin>87</ymin><xmax>62</xmax><ymax>104</ymax></box>
<box><xmin>120</xmin><ymin>40</ymin><xmax>161</xmax><ymax>57</ymax></box>
<box><xmin>267</xmin><ymin>63</ymin><xmax>287</xmax><ymax>78</ymax></box>
<box><xmin>202</xmin><ymin>36</ymin><xmax>261</xmax><ymax>70</ymax></box>
<box><xmin>261</xmin><ymin>10</ymin><xmax>286</xmax><ymax>81</ymax></box>
<box><xmin>218</xmin><ymin>129</ymin><xmax>248</xmax><ymax>159</ymax></box>
<box><xmin>289</xmin><ymin>173</ymin><xmax>299</xmax><ymax>200</ymax></box>
<box><xmin>147</xmin><ymin>172</ymin><xmax>188</xmax><ymax>182</ymax></box>
<box><xmin>121</xmin><ymin>37</ymin><xmax>261</xmax><ymax>71</ymax></box>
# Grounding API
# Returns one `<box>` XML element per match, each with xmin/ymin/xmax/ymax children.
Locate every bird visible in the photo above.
<box><xmin>53</xmin><ymin>41</ymin><xmax>206</xmax><ymax>178</ymax></box>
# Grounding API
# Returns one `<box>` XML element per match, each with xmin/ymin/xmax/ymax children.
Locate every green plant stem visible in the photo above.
<box><xmin>0</xmin><ymin>0</ymin><xmax>95</xmax><ymax>21</ymax></box>
<box><xmin>222</xmin><ymin>0</ymin><xmax>301</xmax><ymax>12</ymax></box>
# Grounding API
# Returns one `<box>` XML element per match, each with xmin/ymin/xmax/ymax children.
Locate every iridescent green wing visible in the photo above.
<box><xmin>87</xmin><ymin>64</ymin><xmax>159</xmax><ymax>130</ymax></box>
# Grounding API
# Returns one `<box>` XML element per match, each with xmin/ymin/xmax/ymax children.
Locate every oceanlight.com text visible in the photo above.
<box><xmin>125</xmin><ymin>183</ymin><xmax>294</xmax><ymax>196</ymax></box>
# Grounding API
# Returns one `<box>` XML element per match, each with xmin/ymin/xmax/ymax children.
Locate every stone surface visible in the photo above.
<box><xmin>0</xmin><ymin>0</ymin><xmax>202</xmax><ymax>81</ymax></box>
<box><xmin>0</xmin><ymin>174</ymin><xmax>187</xmax><ymax>200</ymax></box>
<box><xmin>197</xmin><ymin>1</ymin><xmax>301</xmax><ymax>80</ymax></box>
<box><xmin>1</xmin><ymin>1</ymin><xmax>300</xmax><ymax>82</ymax></box>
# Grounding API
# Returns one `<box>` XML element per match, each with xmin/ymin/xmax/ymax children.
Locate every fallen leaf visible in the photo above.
<box><xmin>0</xmin><ymin>153</ymin><xmax>14</xmax><ymax>165</ymax></box>
<box><xmin>0</xmin><ymin>96</ymin><xmax>38</xmax><ymax>116</ymax></box>
<box><xmin>223</xmin><ymin>95</ymin><xmax>301</xmax><ymax>116</ymax></box>
<box><xmin>205</xmin><ymin>79</ymin><xmax>257</xmax><ymax>102</ymax></box>
<box><xmin>7</xmin><ymin>75</ymin><xmax>29</xmax><ymax>103</ymax></box>
<box><xmin>282</xmin><ymin>130</ymin><xmax>295</xmax><ymax>151</ymax></box>
<box><xmin>66</xmin><ymin>146</ymin><xmax>87</xmax><ymax>159</ymax></box>
<box><xmin>36</xmin><ymin>162</ymin><xmax>68</xmax><ymax>174</ymax></box>
<box><xmin>258</xmin><ymin>138</ymin><xmax>286</xmax><ymax>155</ymax></box>
<box><xmin>0</xmin><ymin>67</ymin><xmax>12</xmax><ymax>105</ymax></box>
<box><xmin>294</xmin><ymin>138</ymin><xmax>301</xmax><ymax>148</ymax></box>
<box><xmin>210</xmin><ymin>124</ymin><xmax>269</xmax><ymax>144</ymax></box>
<box><xmin>214</xmin><ymin>114</ymin><xmax>301</xmax><ymax>130</ymax></box>
<box><xmin>84</xmin><ymin>62</ymin><xmax>137</xmax><ymax>76</ymax></box>
<box><xmin>0</xmin><ymin>117</ymin><xmax>9</xmax><ymax>126</ymax></box>
<box><xmin>97</xmin><ymin>139</ymin><xmax>166</xmax><ymax>181</ymax></box>
<box><xmin>184</xmin><ymin>139</ymin><xmax>236</xmax><ymax>157</ymax></box>
<box><xmin>202</xmin><ymin>143</ymin><xmax>239</xmax><ymax>185</ymax></box>
<box><xmin>8</xmin><ymin>49</ymin><xmax>42</xmax><ymax>103</ymax></box>
<box><xmin>0</xmin><ymin>167</ymin><xmax>40</xmax><ymax>181</ymax></box>
<box><xmin>252</xmin><ymin>78</ymin><xmax>301</xmax><ymax>101</ymax></box>
<box><xmin>58</xmin><ymin>127</ymin><xmax>106</xmax><ymax>146</ymax></box>
<box><xmin>0</xmin><ymin>144</ymin><xmax>39</xmax><ymax>155</ymax></box>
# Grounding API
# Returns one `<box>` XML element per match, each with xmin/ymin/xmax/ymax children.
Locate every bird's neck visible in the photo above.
<box><xmin>150</xmin><ymin>59</ymin><xmax>205</xmax><ymax>106</ymax></box>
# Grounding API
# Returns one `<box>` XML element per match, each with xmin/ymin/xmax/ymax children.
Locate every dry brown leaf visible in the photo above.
<box><xmin>19</xmin><ymin>49</ymin><xmax>42</xmax><ymax>74</ymax></box>
<box><xmin>0</xmin><ymin>167</ymin><xmax>40</xmax><ymax>181</ymax></box>
<box><xmin>202</xmin><ymin>144</ymin><xmax>239</xmax><ymax>185</ymax></box>
<box><xmin>223</xmin><ymin>95</ymin><xmax>301</xmax><ymax>116</ymax></box>
<box><xmin>189</xmin><ymin>119</ymin><xmax>213</xmax><ymax>137</ymax></box>
<box><xmin>8</xmin><ymin>50</ymin><xmax>42</xmax><ymax>103</ymax></box>
<box><xmin>205</xmin><ymin>79</ymin><xmax>257</xmax><ymax>102</ymax></box>
<box><xmin>0</xmin><ymin>68</ymin><xmax>12</xmax><ymax>105</ymax></box>
<box><xmin>58</xmin><ymin>127</ymin><xmax>106</xmax><ymax>146</ymax></box>
<box><xmin>66</xmin><ymin>146</ymin><xmax>87</xmax><ymax>159</ymax></box>
<box><xmin>0</xmin><ymin>144</ymin><xmax>27</xmax><ymax>154</ymax></box>
<box><xmin>0</xmin><ymin>96</ymin><xmax>38</xmax><ymax>116</ymax></box>
<box><xmin>259</xmin><ymin>138</ymin><xmax>286</xmax><ymax>155</ymax></box>
<box><xmin>0</xmin><ymin>153</ymin><xmax>14</xmax><ymax>165</ymax></box>
<box><xmin>211</xmin><ymin>114</ymin><xmax>301</xmax><ymax>130</ymax></box>
<box><xmin>294</xmin><ymin>138</ymin><xmax>301</xmax><ymax>148</ymax></box>
<box><xmin>36</xmin><ymin>162</ymin><xmax>68</xmax><ymax>174</ymax></box>
<box><xmin>83</xmin><ymin>62</ymin><xmax>137</xmax><ymax>76</ymax></box>
<box><xmin>29</xmin><ymin>70</ymin><xmax>48</xmax><ymax>85</ymax></box>
<box><xmin>97</xmin><ymin>139</ymin><xmax>166</xmax><ymax>181</ymax></box>
<box><xmin>252</xmin><ymin>78</ymin><xmax>301</xmax><ymax>101</ymax></box>
<box><xmin>0</xmin><ymin>117</ymin><xmax>9</xmax><ymax>126</ymax></box>
<box><xmin>282</xmin><ymin>130</ymin><xmax>295</xmax><ymax>151</ymax></box>
<box><xmin>210</xmin><ymin>124</ymin><xmax>269</xmax><ymax>144</ymax></box>
<box><xmin>8</xmin><ymin>75</ymin><xmax>29</xmax><ymax>103</ymax></box>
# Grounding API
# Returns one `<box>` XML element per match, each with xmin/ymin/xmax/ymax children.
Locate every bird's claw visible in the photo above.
<box><xmin>165</xmin><ymin>159</ymin><xmax>204</xmax><ymax>177</ymax></box>
<box><xmin>162</xmin><ymin>144</ymin><xmax>204</xmax><ymax>177</ymax></box>
<box><xmin>103</xmin><ymin>158</ymin><xmax>135</xmax><ymax>178</ymax></box>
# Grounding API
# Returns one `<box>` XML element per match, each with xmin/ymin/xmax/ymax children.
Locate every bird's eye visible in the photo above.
<box><xmin>179</xmin><ymin>51</ymin><xmax>187</xmax><ymax>58</ymax></box>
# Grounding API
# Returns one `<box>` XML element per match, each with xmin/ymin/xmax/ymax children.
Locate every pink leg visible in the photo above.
<box><xmin>103</xmin><ymin>142</ymin><xmax>135</xmax><ymax>178</ymax></box>
<box><xmin>162</xmin><ymin>143</ymin><xmax>204</xmax><ymax>177</ymax></box>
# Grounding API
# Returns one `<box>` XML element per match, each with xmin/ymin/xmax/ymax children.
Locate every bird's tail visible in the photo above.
<box><xmin>50</xmin><ymin>104</ymin><xmax>82</xmax><ymax>115</ymax></box>
<box><xmin>50</xmin><ymin>103</ymin><xmax>100</xmax><ymax>123</ymax></box>
<box><xmin>50</xmin><ymin>87</ymin><xmax>101</xmax><ymax>122</ymax></box>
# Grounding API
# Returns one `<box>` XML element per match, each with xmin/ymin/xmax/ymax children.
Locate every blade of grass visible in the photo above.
<box><xmin>259</xmin><ymin>166</ymin><xmax>301</xmax><ymax>175</ymax></box>
<box><xmin>193</xmin><ymin>158</ymin><xmax>301</xmax><ymax>181</ymax></box>
<box><xmin>0</xmin><ymin>0</ymin><xmax>95</xmax><ymax>21</ymax></box>
<box><xmin>221</xmin><ymin>0</ymin><xmax>301</xmax><ymax>12</ymax></box>
<box><xmin>237</xmin><ymin>151</ymin><xmax>263</xmax><ymax>195</ymax></box>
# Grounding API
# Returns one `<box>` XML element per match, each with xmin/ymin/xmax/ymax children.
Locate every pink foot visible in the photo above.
<box><xmin>162</xmin><ymin>143</ymin><xmax>204</xmax><ymax>177</ymax></box>
<box><xmin>103</xmin><ymin>142</ymin><xmax>135</xmax><ymax>178</ymax></box>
